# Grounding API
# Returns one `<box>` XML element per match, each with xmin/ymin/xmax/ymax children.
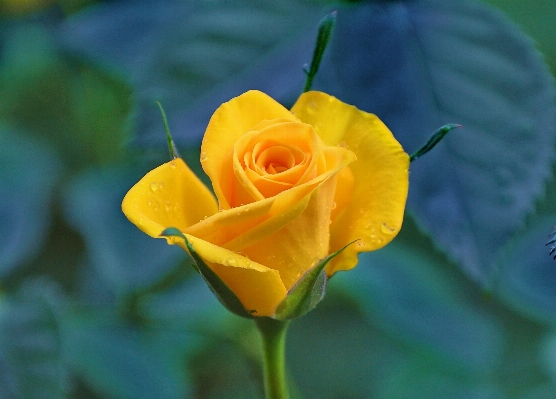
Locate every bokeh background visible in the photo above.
<box><xmin>1</xmin><ymin>0</ymin><xmax>556</xmax><ymax>398</ymax></box>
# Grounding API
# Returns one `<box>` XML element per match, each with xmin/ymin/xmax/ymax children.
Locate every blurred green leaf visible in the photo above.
<box><xmin>60</xmin><ymin>0</ymin><xmax>324</xmax><ymax>145</ymax></box>
<box><xmin>0</xmin><ymin>23</ymin><xmax>133</xmax><ymax>167</ymax></box>
<box><xmin>0</xmin><ymin>278</ymin><xmax>68</xmax><ymax>399</ymax></box>
<box><xmin>496</xmin><ymin>215</ymin><xmax>556</xmax><ymax>324</ymax></box>
<box><xmin>62</xmin><ymin>314</ymin><xmax>188</xmax><ymax>399</ymax></box>
<box><xmin>0</xmin><ymin>128</ymin><xmax>62</xmax><ymax>277</ymax></box>
<box><xmin>314</xmin><ymin>0</ymin><xmax>556</xmax><ymax>287</ymax></box>
<box><xmin>481</xmin><ymin>0</ymin><xmax>556</xmax><ymax>73</ymax></box>
<box><xmin>337</xmin><ymin>239</ymin><xmax>505</xmax><ymax>376</ymax></box>
<box><xmin>63</xmin><ymin>166</ymin><xmax>185</xmax><ymax>295</ymax></box>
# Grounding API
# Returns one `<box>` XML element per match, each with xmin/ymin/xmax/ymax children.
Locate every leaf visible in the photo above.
<box><xmin>160</xmin><ymin>228</ymin><xmax>253</xmax><ymax>319</ymax></box>
<box><xmin>60</xmin><ymin>0</ymin><xmax>324</xmax><ymax>146</ymax></box>
<box><xmin>274</xmin><ymin>240</ymin><xmax>356</xmax><ymax>320</ymax></box>
<box><xmin>0</xmin><ymin>278</ymin><xmax>68</xmax><ymax>399</ymax></box>
<box><xmin>335</xmin><ymin>236</ymin><xmax>505</xmax><ymax>374</ymax></box>
<box><xmin>63</xmin><ymin>166</ymin><xmax>185</xmax><ymax>294</ymax></box>
<box><xmin>482</xmin><ymin>0</ymin><xmax>556</xmax><ymax>73</ymax></box>
<box><xmin>496</xmin><ymin>215</ymin><xmax>556</xmax><ymax>324</ymax></box>
<box><xmin>313</xmin><ymin>0</ymin><xmax>556</xmax><ymax>286</ymax></box>
<box><xmin>0</xmin><ymin>128</ymin><xmax>62</xmax><ymax>277</ymax></box>
<box><xmin>0</xmin><ymin>23</ymin><xmax>133</xmax><ymax>167</ymax></box>
<box><xmin>63</xmin><ymin>315</ymin><xmax>188</xmax><ymax>399</ymax></box>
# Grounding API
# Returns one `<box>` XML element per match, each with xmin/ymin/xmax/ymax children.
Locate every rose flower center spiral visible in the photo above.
<box><xmin>232</xmin><ymin>120</ymin><xmax>323</xmax><ymax>201</ymax></box>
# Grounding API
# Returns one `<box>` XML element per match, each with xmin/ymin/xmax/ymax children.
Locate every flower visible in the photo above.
<box><xmin>122</xmin><ymin>90</ymin><xmax>409</xmax><ymax>317</ymax></box>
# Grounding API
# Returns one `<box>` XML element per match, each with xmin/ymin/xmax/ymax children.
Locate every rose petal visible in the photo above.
<box><xmin>122</xmin><ymin>158</ymin><xmax>218</xmax><ymax>237</ymax></box>
<box><xmin>201</xmin><ymin>90</ymin><xmax>297</xmax><ymax>209</ymax></box>
<box><xmin>186</xmin><ymin>146</ymin><xmax>355</xmax><ymax>259</ymax></box>
<box><xmin>291</xmin><ymin>91</ymin><xmax>409</xmax><ymax>275</ymax></box>
<box><xmin>232</xmin><ymin>121</ymin><xmax>323</xmax><ymax>202</ymax></box>
<box><xmin>177</xmin><ymin>235</ymin><xmax>287</xmax><ymax>316</ymax></box>
<box><xmin>239</xmin><ymin>174</ymin><xmax>338</xmax><ymax>290</ymax></box>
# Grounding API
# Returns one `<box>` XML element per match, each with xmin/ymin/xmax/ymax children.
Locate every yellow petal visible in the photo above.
<box><xmin>185</xmin><ymin>146</ymin><xmax>355</xmax><ymax>262</ymax></box>
<box><xmin>291</xmin><ymin>91</ymin><xmax>409</xmax><ymax>275</ymax></box>
<box><xmin>177</xmin><ymin>235</ymin><xmax>287</xmax><ymax>317</ymax></box>
<box><xmin>201</xmin><ymin>90</ymin><xmax>298</xmax><ymax>209</ymax></box>
<box><xmin>122</xmin><ymin>158</ymin><xmax>218</xmax><ymax>238</ymax></box>
<box><xmin>232</xmin><ymin>121</ymin><xmax>323</xmax><ymax>200</ymax></box>
<box><xmin>239</xmin><ymin>175</ymin><xmax>338</xmax><ymax>290</ymax></box>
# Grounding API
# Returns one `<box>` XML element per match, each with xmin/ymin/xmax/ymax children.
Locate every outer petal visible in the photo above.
<box><xmin>122</xmin><ymin>158</ymin><xmax>218</xmax><ymax>237</ymax></box>
<box><xmin>201</xmin><ymin>90</ymin><xmax>298</xmax><ymax>209</ymax></box>
<box><xmin>291</xmin><ymin>91</ymin><xmax>409</xmax><ymax>275</ymax></box>
<box><xmin>176</xmin><ymin>235</ymin><xmax>287</xmax><ymax>317</ymax></box>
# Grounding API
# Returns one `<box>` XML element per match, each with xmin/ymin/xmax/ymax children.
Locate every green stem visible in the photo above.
<box><xmin>255</xmin><ymin>317</ymin><xmax>291</xmax><ymax>399</ymax></box>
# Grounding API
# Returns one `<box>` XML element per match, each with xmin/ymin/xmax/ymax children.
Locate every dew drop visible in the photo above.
<box><xmin>331</xmin><ymin>202</ymin><xmax>337</xmax><ymax>210</ymax></box>
<box><xmin>147</xmin><ymin>200</ymin><xmax>153</xmax><ymax>206</ymax></box>
<box><xmin>169</xmin><ymin>161</ymin><xmax>176</xmax><ymax>169</ymax></box>
<box><xmin>381</xmin><ymin>223</ymin><xmax>396</xmax><ymax>235</ymax></box>
<box><xmin>164</xmin><ymin>200</ymin><xmax>172</xmax><ymax>212</ymax></box>
<box><xmin>226</xmin><ymin>258</ymin><xmax>237</xmax><ymax>266</ymax></box>
<box><xmin>150</xmin><ymin>182</ymin><xmax>159</xmax><ymax>191</ymax></box>
<box><xmin>200</xmin><ymin>152</ymin><xmax>208</xmax><ymax>162</ymax></box>
<box><xmin>307</xmin><ymin>101</ymin><xmax>318</xmax><ymax>114</ymax></box>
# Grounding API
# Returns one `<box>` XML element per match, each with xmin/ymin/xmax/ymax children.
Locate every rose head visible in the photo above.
<box><xmin>122</xmin><ymin>90</ymin><xmax>409</xmax><ymax>317</ymax></box>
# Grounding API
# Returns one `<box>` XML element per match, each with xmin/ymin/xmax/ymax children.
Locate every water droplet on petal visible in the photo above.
<box><xmin>331</xmin><ymin>202</ymin><xmax>337</xmax><ymax>210</ymax></box>
<box><xmin>307</xmin><ymin>101</ymin><xmax>318</xmax><ymax>114</ymax></box>
<box><xmin>381</xmin><ymin>223</ymin><xmax>396</xmax><ymax>235</ymax></box>
<box><xmin>169</xmin><ymin>161</ymin><xmax>176</xmax><ymax>169</ymax></box>
<box><xmin>150</xmin><ymin>182</ymin><xmax>159</xmax><ymax>191</ymax></box>
<box><xmin>164</xmin><ymin>200</ymin><xmax>172</xmax><ymax>212</ymax></box>
<box><xmin>200</xmin><ymin>152</ymin><xmax>208</xmax><ymax>162</ymax></box>
<box><xmin>226</xmin><ymin>258</ymin><xmax>237</xmax><ymax>266</ymax></box>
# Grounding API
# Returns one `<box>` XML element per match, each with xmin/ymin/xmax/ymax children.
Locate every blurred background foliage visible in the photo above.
<box><xmin>1</xmin><ymin>0</ymin><xmax>556</xmax><ymax>398</ymax></box>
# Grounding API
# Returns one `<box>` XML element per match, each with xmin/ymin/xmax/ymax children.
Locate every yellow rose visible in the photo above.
<box><xmin>122</xmin><ymin>90</ymin><xmax>409</xmax><ymax>317</ymax></box>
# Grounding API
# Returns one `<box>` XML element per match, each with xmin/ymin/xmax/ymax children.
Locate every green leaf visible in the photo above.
<box><xmin>63</xmin><ymin>167</ymin><xmax>185</xmax><ymax>294</ymax></box>
<box><xmin>0</xmin><ymin>278</ymin><xmax>68</xmax><ymax>399</ymax></box>
<box><xmin>160</xmin><ymin>228</ymin><xmax>253</xmax><ymax>319</ymax></box>
<box><xmin>496</xmin><ymin>215</ymin><xmax>556</xmax><ymax>324</ymax></box>
<box><xmin>274</xmin><ymin>240</ymin><xmax>356</xmax><ymax>320</ymax></box>
<box><xmin>481</xmin><ymin>0</ymin><xmax>556</xmax><ymax>74</ymax></box>
<box><xmin>63</xmin><ymin>314</ymin><xmax>188</xmax><ymax>399</ymax></box>
<box><xmin>60</xmin><ymin>0</ymin><xmax>324</xmax><ymax>144</ymax></box>
<box><xmin>0</xmin><ymin>128</ymin><xmax>62</xmax><ymax>277</ymax></box>
<box><xmin>0</xmin><ymin>24</ymin><xmax>133</xmax><ymax>167</ymax></box>
<box><xmin>315</xmin><ymin>0</ymin><xmax>556</xmax><ymax>286</ymax></box>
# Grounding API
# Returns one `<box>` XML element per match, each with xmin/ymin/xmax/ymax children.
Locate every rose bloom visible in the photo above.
<box><xmin>122</xmin><ymin>91</ymin><xmax>409</xmax><ymax>317</ymax></box>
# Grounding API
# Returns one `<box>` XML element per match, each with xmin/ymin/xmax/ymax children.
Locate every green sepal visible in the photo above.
<box><xmin>409</xmin><ymin>123</ymin><xmax>461</xmax><ymax>162</ymax></box>
<box><xmin>160</xmin><ymin>227</ymin><xmax>253</xmax><ymax>319</ymax></box>
<box><xmin>274</xmin><ymin>240</ymin><xmax>357</xmax><ymax>320</ymax></box>
<box><xmin>156</xmin><ymin>101</ymin><xmax>181</xmax><ymax>160</ymax></box>
<box><xmin>303</xmin><ymin>10</ymin><xmax>336</xmax><ymax>93</ymax></box>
